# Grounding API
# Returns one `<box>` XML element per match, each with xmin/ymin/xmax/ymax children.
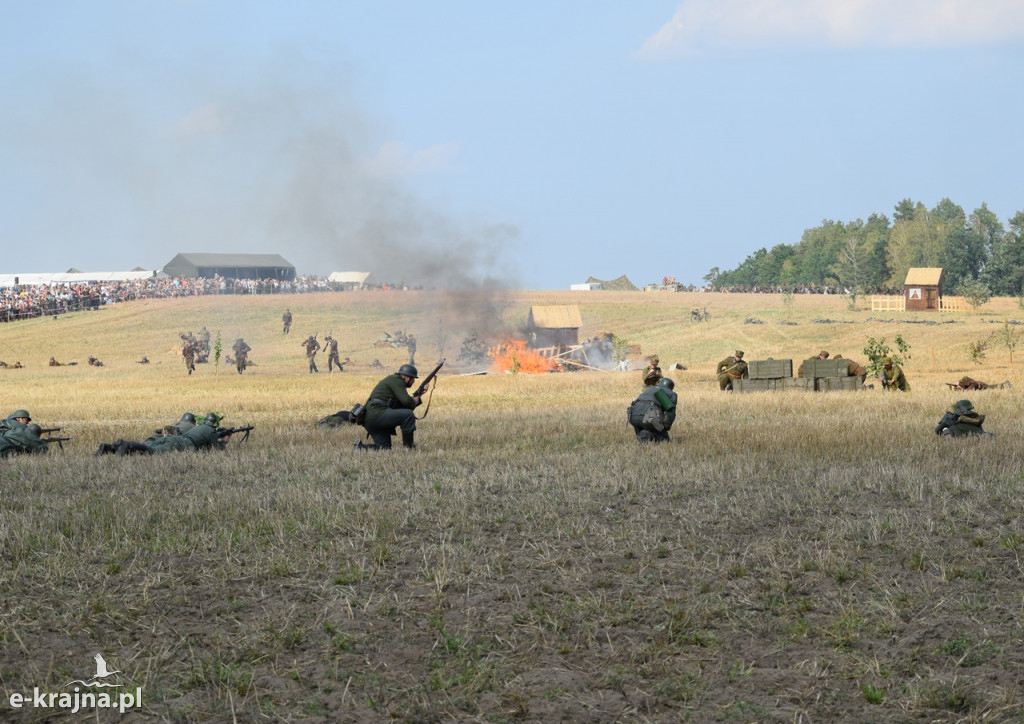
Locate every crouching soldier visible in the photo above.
<box><xmin>935</xmin><ymin>399</ymin><xmax>990</xmax><ymax>438</ymax></box>
<box><xmin>356</xmin><ymin>364</ymin><xmax>423</xmax><ymax>450</ymax></box>
<box><xmin>628</xmin><ymin>370</ymin><xmax>676</xmax><ymax>443</ymax></box>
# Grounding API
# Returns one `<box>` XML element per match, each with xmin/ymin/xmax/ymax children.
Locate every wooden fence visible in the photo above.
<box><xmin>870</xmin><ymin>296</ymin><xmax>905</xmax><ymax>312</ymax></box>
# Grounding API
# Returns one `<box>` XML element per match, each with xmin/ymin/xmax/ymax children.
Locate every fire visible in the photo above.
<box><xmin>489</xmin><ymin>339</ymin><xmax>556</xmax><ymax>374</ymax></box>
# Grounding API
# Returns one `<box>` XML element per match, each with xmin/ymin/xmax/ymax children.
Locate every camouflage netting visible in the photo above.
<box><xmin>585</xmin><ymin>275</ymin><xmax>638</xmax><ymax>291</ymax></box>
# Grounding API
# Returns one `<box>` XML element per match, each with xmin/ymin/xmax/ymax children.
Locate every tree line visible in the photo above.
<box><xmin>704</xmin><ymin>199</ymin><xmax>1024</xmax><ymax>296</ymax></box>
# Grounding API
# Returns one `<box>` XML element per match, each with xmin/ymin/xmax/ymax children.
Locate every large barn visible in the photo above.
<box><xmin>163</xmin><ymin>253</ymin><xmax>296</xmax><ymax>281</ymax></box>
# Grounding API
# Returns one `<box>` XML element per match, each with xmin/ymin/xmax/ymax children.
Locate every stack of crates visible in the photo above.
<box><xmin>731</xmin><ymin>358</ymin><xmax>861</xmax><ymax>392</ymax></box>
<box><xmin>799</xmin><ymin>358</ymin><xmax>860</xmax><ymax>391</ymax></box>
<box><xmin>733</xmin><ymin>359</ymin><xmax>795</xmax><ymax>392</ymax></box>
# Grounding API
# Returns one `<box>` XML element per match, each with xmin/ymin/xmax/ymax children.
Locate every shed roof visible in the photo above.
<box><xmin>166</xmin><ymin>253</ymin><xmax>294</xmax><ymax>268</ymax></box>
<box><xmin>904</xmin><ymin>267</ymin><xmax>944</xmax><ymax>285</ymax></box>
<box><xmin>529</xmin><ymin>305</ymin><xmax>583</xmax><ymax>329</ymax></box>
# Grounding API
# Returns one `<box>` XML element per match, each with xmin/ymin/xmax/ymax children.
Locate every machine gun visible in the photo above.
<box><xmin>216</xmin><ymin>425</ymin><xmax>255</xmax><ymax>442</ymax></box>
<box><xmin>38</xmin><ymin>426</ymin><xmax>64</xmax><ymax>435</ymax></box>
<box><xmin>42</xmin><ymin>435</ymin><xmax>72</xmax><ymax>450</ymax></box>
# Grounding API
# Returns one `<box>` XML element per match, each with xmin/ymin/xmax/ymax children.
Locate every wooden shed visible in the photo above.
<box><xmin>527</xmin><ymin>305</ymin><xmax>582</xmax><ymax>348</ymax></box>
<box><xmin>904</xmin><ymin>267</ymin><xmax>945</xmax><ymax>311</ymax></box>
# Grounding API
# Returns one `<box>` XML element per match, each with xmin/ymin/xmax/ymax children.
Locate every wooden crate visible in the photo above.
<box><xmin>816</xmin><ymin>376</ymin><xmax>862</xmax><ymax>391</ymax></box>
<box><xmin>782</xmin><ymin>377</ymin><xmax>811</xmax><ymax>390</ymax></box>
<box><xmin>801</xmin><ymin>359</ymin><xmax>848</xmax><ymax>378</ymax></box>
<box><xmin>733</xmin><ymin>378</ymin><xmax>780</xmax><ymax>392</ymax></box>
<box><xmin>747</xmin><ymin>359</ymin><xmax>793</xmax><ymax>380</ymax></box>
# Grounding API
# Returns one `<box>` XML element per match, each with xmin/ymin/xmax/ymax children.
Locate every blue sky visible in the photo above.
<box><xmin>2</xmin><ymin>1</ymin><xmax>1022</xmax><ymax>289</ymax></box>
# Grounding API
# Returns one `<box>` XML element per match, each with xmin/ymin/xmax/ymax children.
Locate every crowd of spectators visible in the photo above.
<box><xmin>697</xmin><ymin>283</ymin><xmax>903</xmax><ymax>295</ymax></box>
<box><xmin>0</xmin><ymin>275</ymin><xmax>411</xmax><ymax>323</ymax></box>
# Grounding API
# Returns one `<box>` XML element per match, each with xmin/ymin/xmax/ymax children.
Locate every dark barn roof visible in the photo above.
<box><xmin>163</xmin><ymin>253</ymin><xmax>296</xmax><ymax>281</ymax></box>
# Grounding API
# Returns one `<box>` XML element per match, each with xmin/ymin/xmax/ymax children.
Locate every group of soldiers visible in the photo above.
<box><xmin>94</xmin><ymin>411</ymin><xmax>247</xmax><ymax>455</ymax></box>
<box><xmin>300</xmin><ymin>334</ymin><xmax>348</xmax><ymax>373</ymax></box>
<box><xmin>714</xmin><ymin>349</ymin><xmax>911</xmax><ymax>391</ymax></box>
<box><xmin>180</xmin><ymin>328</ymin><xmax>212</xmax><ymax>374</ymax></box>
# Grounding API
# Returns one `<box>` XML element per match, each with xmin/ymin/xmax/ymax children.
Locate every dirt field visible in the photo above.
<box><xmin>2</xmin><ymin>290</ymin><xmax>1023</xmax><ymax>722</ymax></box>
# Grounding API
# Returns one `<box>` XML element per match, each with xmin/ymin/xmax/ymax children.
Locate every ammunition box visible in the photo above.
<box><xmin>747</xmin><ymin>359</ymin><xmax>793</xmax><ymax>379</ymax></box>
<box><xmin>801</xmin><ymin>359</ymin><xmax>848</xmax><ymax>378</ymax></box>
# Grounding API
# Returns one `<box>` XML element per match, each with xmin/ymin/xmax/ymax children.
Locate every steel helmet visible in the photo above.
<box><xmin>27</xmin><ymin>423</ymin><xmax>42</xmax><ymax>436</ymax></box>
<box><xmin>204</xmin><ymin>413</ymin><xmax>220</xmax><ymax>426</ymax></box>
<box><xmin>179</xmin><ymin>412</ymin><xmax>197</xmax><ymax>424</ymax></box>
<box><xmin>10</xmin><ymin>409</ymin><xmax>30</xmax><ymax>421</ymax></box>
<box><xmin>397</xmin><ymin>364</ymin><xmax>419</xmax><ymax>378</ymax></box>
<box><xmin>658</xmin><ymin>377</ymin><xmax>675</xmax><ymax>390</ymax></box>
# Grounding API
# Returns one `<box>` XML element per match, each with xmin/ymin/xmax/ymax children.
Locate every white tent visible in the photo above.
<box><xmin>0</xmin><ymin>270</ymin><xmax>162</xmax><ymax>287</ymax></box>
<box><xmin>328</xmin><ymin>271</ymin><xmax>371</xmax><ymax>285</ymax></box>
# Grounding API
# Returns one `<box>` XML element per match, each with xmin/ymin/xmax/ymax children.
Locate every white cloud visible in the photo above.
<box><xmin>640</xmin><ymin>0</ymin><xmax>1024</xmax><ymax>58</ymax></box>
<box><xmin>172</xmin><ymin>104</ymin><xmax>230</xmax><ymax>138</ymax></box>
<box><xmin>363</xmin><ymin>140</ymin><xmax>460</xmax><ymax>178</ymax></box>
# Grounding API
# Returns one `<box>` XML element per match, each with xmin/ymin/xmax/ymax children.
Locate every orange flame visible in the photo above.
<box><xmin>489</xmin><ymin>339</ymin><xmax>557</xmax><ymax>374</ymax></box>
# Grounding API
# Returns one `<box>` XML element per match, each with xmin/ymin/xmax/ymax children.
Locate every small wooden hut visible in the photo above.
<box><xmin>527</xmin><ymin>305</ymin><xmax>582</xmax><ymax>348</ymax></box>
<box><xmin>904</xmin><ymin>268</ymin><xmax>945</xmax><ymax>311</ymax></box>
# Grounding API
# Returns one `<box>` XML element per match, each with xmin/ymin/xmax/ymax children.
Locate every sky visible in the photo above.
<box><xmin>2</xmin><ymin>1</ymin><xmax>1022</xmax><ymax>290</ymax></box>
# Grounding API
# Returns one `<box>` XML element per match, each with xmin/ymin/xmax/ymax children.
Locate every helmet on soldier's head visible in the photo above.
<box><xmin>397</xmin><ymin>364</ymin><xmax>418</xmax><ymax>378</ymax></box>
<box><xmin>10</xmin><ymin>409</ymin><xmax>30</xmax><ymax>421</ymax></box>
<box><xmin>204</xmin><ymin>413</ymin><xmax>220</xmax><ymax>426</ymax></box>
<box><xmin>658</xmin><ymin>377</ymin><xmax>675</xmax><ymax>390</ymax></box>
<box><xmin>953</xmin><ymin>399</ymin><xmax>974</xmax><ymax>415</ymax></box>
<box><xmin>27</xmin><ymin>423</ymin><xmax>42</xmax><ymax>436</ymax></box>
<box><xmin>180</xmin><ymin>412</ymin><xmax>196</xmax><ymax>424</ymax></box>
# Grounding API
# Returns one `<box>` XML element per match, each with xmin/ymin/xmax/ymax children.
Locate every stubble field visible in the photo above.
<box><xmin>2</xmin><ymin>290</ymin><xmax>1023</xmax><ymax>722</ymax></box>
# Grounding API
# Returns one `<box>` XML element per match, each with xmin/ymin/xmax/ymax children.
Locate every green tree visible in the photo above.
<box><xmin>863</xmin><ymin>335</ymin><xmax>911</xmax><ymax>377</ymax></box>
<box><xmin>955</xmin><ymin>278</ymin><xmax>991</xmax><ymax>312</ymax></box>
<box><xmin>996</xmin><ymin>322</ymin><xmax>1020</xmax><ymax>364</ymax></box>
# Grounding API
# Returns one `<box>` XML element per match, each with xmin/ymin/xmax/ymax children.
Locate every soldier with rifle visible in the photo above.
<box><xmin>716</xmin><ymin>350</ymin><xmax>748</xmax><ymax>391</ymax></box>
<box><xmin>324</xmin><ymin>334</ymin><xmax>343</xmax><ymax>372</ymax></box>
<box><xmin>95</xmin><ymin>413</ymin><xmax>253</xmax><ymax>455</ymax></box>
<box><xmin>356</xmin><ymin>360</ymin><xmax>444</xmax><ymax>450</ymax></box>
<box><xmin>302</xmin><ymin>334</ymin><xmax>321</xmax><ymax>373</ymax></box>
<box><xmin>0</xmin><ymin>422</ymin><xmax>51</xmax><ymax>457</ymax></box>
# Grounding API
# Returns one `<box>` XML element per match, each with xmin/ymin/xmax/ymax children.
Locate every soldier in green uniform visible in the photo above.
<box><xmin>282</xmin><ymin>309</ymin><xmax>292</xmax><ymax>334</ymax></box>
<box><xmin>302</xmin><ymin>335</ymin><xmax>321</xmax><ymax>373</ymax></box>
<box><xmin>233</xmin><ymin>339</ymin><xmax>251</xmax><ymax>374</ymax></box>
<box><xmin>96</xmin><ymin>413</ymin><xmax>230</xmax><ymax>455</ymax></box>
<box><xmin>356</xmin><ymin>364</ymin><xmax>423</xmax><ymax>450</ymax></box>
<box><xmin>0</xmin><ymin>422</ymin><xmax>49</xmax><ymax>457</ymax></box>
<box><xmin>628</xmin><ymin>370</ymin><xmax>675</xmax><ymax>442</ymax></box>
<box><xmin>716</xmin><ymin>350</ymin><xmax>748</xmax><ymax>391</ymax></box>
<box><xmin>833</xmin><ymin>354</ymin><xmax>867</xmax><ymax>385</ymax></box>
<box><xmin>325</xmin><ymin>335</ymin><xmax>343</xmax><ymax>372</ymax></box>
<box><xmin>796</xmin><ymin>350</ymin><xmax>829</xmax><ymax>378</ymax></box>
<box><xmin>954</xmin><ymin>375</ymin><xmax>1011</xmax><ymax>390</ymax></box>
<box><xmin>0</xmin><ymin>409</ymin><xmax>31</xmax><ymax>433</ymax></box>
<box><xmin>182</xmin><ymin>335</ymin><xmax>197</xmax><ymax>375</ymax></box>
<box><xmin>935</xmin><ymin>399</ymin><xmax>989</xmax><ymax>437</ymax></box>
<box><xmin>880</xmin><ymin>357</ymin><xmax>910</xmax><ymax>391</ymax></box>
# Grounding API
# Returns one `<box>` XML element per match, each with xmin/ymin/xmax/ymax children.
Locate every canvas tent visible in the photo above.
<box><xmin>163</xmin><ymin>253</ymin><xmax>296</xmax><ymax>281</ymax></box>
<box><xmin>585</xmin><ymin>274</ymin><xmax>638</xmax><ymax>291</ymax></box>
<box><xmin>328</xmin><ymin>271</ymin><xmax>371</xmax><ymax>287</ymax></box>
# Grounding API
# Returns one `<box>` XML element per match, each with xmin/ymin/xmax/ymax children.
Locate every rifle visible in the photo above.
<box><xmin>42</xmin><ymin>436</ymin><xmax>72</xmax><ymax>449</ymax></box>
<box><xmin>414</xmin><ymin>359</ymin><xmax>446</xmax><ymax>398</ymax></box>
<box><xmin>216</xmin><ymin>425</ymin><xmax>255</xmax><ymax>442</ymax></box>
<box><xmin>38</xmin><ymin>427</ymin><xmax>63</xmax><ymax>434</ymax></box>
<box><xmin>945</xmin><ymin>382</ymin><xmax>960</xmax><ymax>389</ymax></box>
